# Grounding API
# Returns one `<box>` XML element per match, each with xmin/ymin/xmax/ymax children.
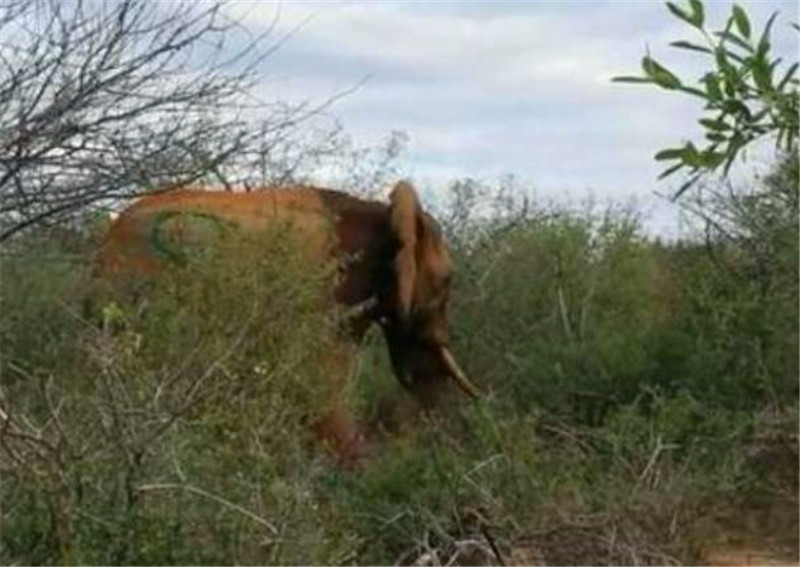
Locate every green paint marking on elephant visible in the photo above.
<box><xmin>149</xmin><ymin>210</ymin><xmax>238</xmax><ymax>266</ymax></box>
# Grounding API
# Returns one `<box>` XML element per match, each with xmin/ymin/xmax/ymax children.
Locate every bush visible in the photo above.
<box><xmin>321</xmin><ymin>398</ymin><xmax>757</xmax><ymax>566</ymax></box>
<box><xmin>448</xmin><ymin>160</ymin><xmax>797</xmax><ymax>422</ymax></box>
<box><xmin>2</xmin><ymin>168</ymin><xmax>796</xmax><ymax>564</ymax></box>
<box><xmin>450</xmin><ymin>205</ymin><xmax>677</xmax><ymax>423</ymax></box>
<box><xmin>674</xmin><ymin>153</ymin><xmax>799</xmax><ymax>409</ymax></box>
<box><xmin>0</xmin><ymin>224</ymin><xmax>359</xmax><ymax>564</ymax></box>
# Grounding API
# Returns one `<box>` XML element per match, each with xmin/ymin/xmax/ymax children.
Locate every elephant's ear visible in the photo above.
<box><xmin>389</xmin><ymin>181</ymin><xmax>421</xmax><ymax>321</ymax></box>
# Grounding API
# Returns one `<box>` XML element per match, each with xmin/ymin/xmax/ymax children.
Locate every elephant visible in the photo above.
<box><xmin>97</xmin><ymin>181</ymin><xmax>480</xmax><ymax>464</ymax></box>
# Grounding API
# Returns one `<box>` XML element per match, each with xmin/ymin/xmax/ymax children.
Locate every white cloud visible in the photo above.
<box><xmin>222</xmin><ymin>0</ymin><xmax>798</xmax><ymax>237</ymax></box>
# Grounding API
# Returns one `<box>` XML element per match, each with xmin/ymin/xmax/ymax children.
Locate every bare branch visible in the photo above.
<box><xmin>0</xmin><ymin>0</ymin><xmax>333</xmax><ymax>240</ymax></box>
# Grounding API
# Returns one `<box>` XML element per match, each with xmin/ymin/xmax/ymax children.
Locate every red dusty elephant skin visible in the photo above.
<box><xmin>97</xmin><ymin>181</ymin><xmax>480</xmax><ymax>465</ymax></box>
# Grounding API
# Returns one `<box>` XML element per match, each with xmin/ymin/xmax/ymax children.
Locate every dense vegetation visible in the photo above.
<box><xmin>2</xmin><ymin>0</ymin><xmax>797</xmax><ymax>564</ymax></box>
<box><xmin>2</xmin><ymin>154</ymin><xmax>797</xmax><ymax>565</ymax></box>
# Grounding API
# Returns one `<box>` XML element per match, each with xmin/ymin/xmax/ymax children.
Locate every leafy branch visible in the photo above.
<box><xmin>614</xmin><ymin>0</ymin><xmax>798</xmax><ymax>198</ymax></box>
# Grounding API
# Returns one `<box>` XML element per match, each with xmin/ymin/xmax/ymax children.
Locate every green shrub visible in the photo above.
<box><xmin>0</xmin><ymin>225</ymin><xmax>360</xmax><ymax>565</ymax></box>
<box><xmin>672</xmin><ymin>154</ymin><xmax>799</xmax><ymax>409</ymax></box>
<box><xmin>450</xmin><ymin>207</ymin><xmax>676</xmax><ymax>422</ymax></box>
<box><xmin>322</xmin><ymin>399</ymin><xmax>749</xmax><ymax>565</ymax></box>
<box><xmin>449</xmin><ymin>160</ymin><xmax>797</xmax><ymax>422</ymax></box>
<box><xmin>2</xmin><ymin>167</ymin><xmax>796</xmax><ymax>564</ymax></box>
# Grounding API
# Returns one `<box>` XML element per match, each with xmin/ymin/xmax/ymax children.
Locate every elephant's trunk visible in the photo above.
<box><xmin>440</xmin><ymin>346</ymin><xmax>482</xmax><ymax>399</ymax></box>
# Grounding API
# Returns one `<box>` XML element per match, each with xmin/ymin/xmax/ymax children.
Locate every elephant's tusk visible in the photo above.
<box><xmin>440</xmin><ymin>347</ymin><xmax>481</xmax><ymax>399</ymax></box>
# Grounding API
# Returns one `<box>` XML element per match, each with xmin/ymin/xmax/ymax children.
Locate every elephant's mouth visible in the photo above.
<box><xmin>387</xmin><ymin>335</ymin><xmax>481</xmax><ymax>400</ymax></box>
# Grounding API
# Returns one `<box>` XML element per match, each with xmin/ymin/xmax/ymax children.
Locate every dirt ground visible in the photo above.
<box><xmin>702</xmin><ymin>545</ymin><xmax>798</xmax><ymax>567</ymax></box>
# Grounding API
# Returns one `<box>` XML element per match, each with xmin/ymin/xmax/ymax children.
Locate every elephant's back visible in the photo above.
<box><xmin>120</xmin><ymin>187</ymin><xmax>334</xmax><ymax>227</ymax></box>
<box><xmin>96</xmin><ymin>186</ymin><xmax>370</xmax><ymax>279</ymax></box>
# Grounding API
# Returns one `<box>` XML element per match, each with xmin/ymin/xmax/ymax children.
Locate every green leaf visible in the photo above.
<box><xmin>611</xmin><ymin>76</ymin><xmax>653</xmax><ymax>84</ymax></box>
<box><xmin>750</xmin><ymin>55</ymin><xmax>774</xmax><ymax>93</ymax></box>
<box><xmin>768</xmin><ymin>57</ymin><xmax>786</xmax><ymax>86</ymax></box>
<box><xmin>703</xmin><ymin>73</ymin><xmax>723</xmax><ymax>101</ymax></box>
<box><xmin>732</xmin><ymin>5</ymin><xmax>751</xmax><ymax>38</ymax></box>
<box><xmin>722</xmin><ymin>99</ymin><xmax>752</xmax><ymax>121</ymax></box>
<box><xmin>699</xmin><ymin>118</ymin><xmax>730</xmax><ymax>131</ymax></box>
<box><xmin>658</xmin><ymin>162</ymin><xmax>685</xmax><ymax>180</ymax></box>
<box><xmin>750</xmin><ymin>108</ymin><xmax>770</xmax><ymax>123</ymax></box>
<box><xmin>681</xmin><ymin>142</ymin><xmax>702</xmax><ymax>167</ymax></box>
<box><xmin>672</xmin><ymin>174</ymin><xmax>702</xmax><ymax>199</ymax></box>
<box><xmin>775</xmin><ymin>126</ymin><xmax>787</xmax><ymax>150</ymax></box>
<box><xmin>677</xmin><ymin>85</ymin><xmax>708</xmax><ymax>98</ymax></box>
<box><xmin>722</xmin><ymin>12</ymin><xmax>734</xmax><ymax>34</ymax></box>
<box><xmin>666</xmin><ymin>2</ymin><xmax>695</xmax><ymax>26</ymax></box>
<box><xmin>715</xmin><ymin>50</ymin><xmax>744</xmax><ymax>96</ymax></box>
<box><xmin>723</xmin><ymin>134</ymin><xmax>746</xmax><ymax>175</ymax></box>
<box><xmin>777</xmin><ymin>62</ymin><xmax>799</xmax><ymax>91</ymax></box>
<box><xmin>757</xmin><ymin>39</ymin><xmax>771</xmax><ymax>59</ymax></box>
<box><xmin>642</xmin><ymin>56</ymin><xmax>682</xmax><ymax>89</ymax></box>
<box><xmin>689</xmin><ymin>0</ymin><xmax>705</xmax><ymax>27</ymax></box>
<box><xmin>758</xmin><ymin>12</ymin><xmax>778</xmax><ymax>55</ymax></box>
<box><xmin>670</xmin><ymin>40</ymin><xmax>712</xmax><ymax>53</ymax></box>
<box><xmin>705</xmin><ymin>132</ymin><xmax>728</xmax><ymax>142</ymax></box>
<box><xmin>715</xmin><ymin>49</ymin><xmax>734</xmax><ymax>74</ymax></box>
<box><xmin>699</xmin><ymin>149</ymin><xmax>726</xmax><ymax>167</ymax></box>
<box><xmin>655</xmin><ymin>148</ymin><xmax>685</xmax><ymax>160</ymax></box>
<box><xmin>714</xmin><ymin>30</ymin><xmax>754</xmax><ymax>53</ymax></box>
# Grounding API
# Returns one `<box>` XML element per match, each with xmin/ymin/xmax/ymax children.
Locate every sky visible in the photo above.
<box><xmin>222</xmin><ymin>1</ymin><xmax>798</xmax><ymax>238</ymax></box>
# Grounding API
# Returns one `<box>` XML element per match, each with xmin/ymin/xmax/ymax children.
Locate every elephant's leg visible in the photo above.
<box><xmin>313</xmin><ymin>408</ymin><xmax>370</xmax><ymax>468</ymax></box>
<box><xmin>311</xmin><ymin>339</ymin><xmax>372</xmax><ymax>468</ymax></box>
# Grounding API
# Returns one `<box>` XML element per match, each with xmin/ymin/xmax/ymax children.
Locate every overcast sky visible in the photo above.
<box><xmin>223</xmin><ymin>1</ymin><xmax>798</xmax><ymax>237</ymax></box>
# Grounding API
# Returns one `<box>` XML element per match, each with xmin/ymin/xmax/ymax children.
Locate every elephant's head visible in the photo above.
<box><xmin>378</xmin><ymin>182</ymin><xmax>481</xmax><ymax>404</ymax></box>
